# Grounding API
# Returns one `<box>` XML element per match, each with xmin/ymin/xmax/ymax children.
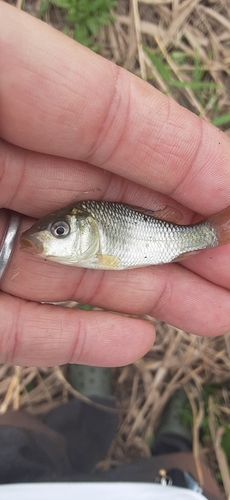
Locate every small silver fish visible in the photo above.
<box><xmin>20</xmin><ymin>201</ymin><xmax>230</xmax><ymax>270</ymax></box>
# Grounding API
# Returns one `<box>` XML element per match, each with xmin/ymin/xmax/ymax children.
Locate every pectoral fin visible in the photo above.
<box><xmin>96</xmin><ymin>254</ymin><xmax>122</xmax><ymax>269</ymax></box>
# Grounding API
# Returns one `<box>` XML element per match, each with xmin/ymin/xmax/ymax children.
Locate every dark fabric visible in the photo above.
<box><xmin>0</xmin><ymin>397</ymin><xmax>118</xmax><ymax>482</ymax></box>
<box><xmin>0</xmin><ymin>398</ymin><xmax>223</xmax><ymax>500</ymax></box>
<box><xmin>151</xmin><ymin>432</ymin><xmax>192</xmax><ymax>455</ymax></box>
<box><xmin>42</xmin><ymin>397</ymin><xmax>117</xmax><ymax>473</ymax></box>
<box><xmin>0</xmin><ymin>426</ymin><xmax>70</xmax><ymax>483</ymax></box>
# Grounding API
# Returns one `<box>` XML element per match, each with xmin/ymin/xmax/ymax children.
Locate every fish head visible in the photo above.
<box><xmin>20</xmin><ymin>205</ymin><xmax>100</xmax><ymax>266</ymax></box>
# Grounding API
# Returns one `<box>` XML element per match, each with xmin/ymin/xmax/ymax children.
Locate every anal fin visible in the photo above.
<box><xmin>172</xmin><ymin>250</ymin><xmax>201</xmax><ymax>262</ymax></box>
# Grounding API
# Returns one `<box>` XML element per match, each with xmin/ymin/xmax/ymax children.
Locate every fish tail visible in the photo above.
<box><xmin>207</xmin><ymin>206</ymin><xmax>230</xmax><ymax>246</ymax></box>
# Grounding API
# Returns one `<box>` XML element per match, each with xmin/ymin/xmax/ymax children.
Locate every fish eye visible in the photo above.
<box><xmin>50</xmin><ymin>220</ymin><xmax>70</xmax><ymax>238</ymax></box>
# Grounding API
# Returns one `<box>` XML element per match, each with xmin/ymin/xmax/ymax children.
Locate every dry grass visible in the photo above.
<box><xmin>104</xmin><ymin>0</ymin><xmax>230</xmax><ymax>125</ymax></box>
<box><xmin>2</xmin><ymin>0</ymin><xmax>230</xmax><ymax>497</ymax></box>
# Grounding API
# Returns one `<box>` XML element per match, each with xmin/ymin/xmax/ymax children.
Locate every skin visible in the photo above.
<box><xmin>1</xmin><ymin>3</ymin><xmax>230</xmax><ymax>368</ymax></box>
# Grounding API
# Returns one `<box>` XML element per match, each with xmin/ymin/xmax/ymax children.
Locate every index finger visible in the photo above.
<box><xmin>1</xmin><ymin>3</ymin><xmax>230</xmax><ymax>214</ymax></box>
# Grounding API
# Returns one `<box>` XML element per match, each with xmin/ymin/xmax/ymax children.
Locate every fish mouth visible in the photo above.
<box><xmin>20</xmin><ymin>235</ymin><xmax>44</xmax><ymax>254</ymax></box>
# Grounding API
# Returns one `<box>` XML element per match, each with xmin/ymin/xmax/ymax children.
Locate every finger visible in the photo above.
<box><xmin>1</xmin><ymin>3</ymin><xmax>230</xmax><ymax>214</ymax></box>
<box><xmin>0</xmin><ymin>138</ymin><xmax>109</xmax><ymax>216</ymax></box>
<box><xmin>2</xmin><ymin>138</ymin><xmax>229</xmax><ymax>301</ymax></box>
<box><xmin>3</xmin><ymin>222</ymin><xmax>230</xmax><ymax>337</ymax></box>
<box><xmin>0</xmin><ymin>139</ymin><xmax>193</xmax><ymax>221</ymax></box>
<box><xmin>0</xmin><ymin>292</ymin><xmax>154</xmax><ymax>367</ymax></box>
<box><xmin>182</xmin><ymin>245</ymin><xmax>230</xmax><ymax>290</ymax></box>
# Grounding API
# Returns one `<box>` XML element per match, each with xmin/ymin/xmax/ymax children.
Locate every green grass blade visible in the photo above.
<box><xmin>170</xmin><ymin>80</ymin><xmax>217</xmax><ymax>90</ymax></box>
<box><xmin>144</xmin><ymin>47</ymin><xmax>171</xmax><ymax>82</ymax></box>
<box><xmin>211</xmin><ymin>113</ymin><xmax>230</xmax><ymax>127</ymax></box>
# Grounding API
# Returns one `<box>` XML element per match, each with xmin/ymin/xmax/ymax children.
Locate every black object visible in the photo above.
<box><xmin>166</xmin><ymin>468</ymin><xmax>203</xmax><ymax>493</ymax></box>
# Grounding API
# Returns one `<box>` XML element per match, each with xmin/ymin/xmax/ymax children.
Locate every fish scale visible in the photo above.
<box><xmin>20</xmin><ymin>200</ymin><xmax>230</xmax><ymax>270</ymax></box>
<box><xmin>76</xmin><ymin>201</ymin><xmax>217</xmax><ymax>268</ymax></box>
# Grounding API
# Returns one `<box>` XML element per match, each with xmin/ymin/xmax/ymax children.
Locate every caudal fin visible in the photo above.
<box><xmin>207</xmin><ymin>206</ymin><xmax>230</xmax><ymax>246</ymax></box>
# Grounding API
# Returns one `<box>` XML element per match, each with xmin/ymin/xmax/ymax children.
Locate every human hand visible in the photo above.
<box><xmin>1</xmin><ymin>3</ymin><xmax>230</xmax><ymax>368</ymax></box>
